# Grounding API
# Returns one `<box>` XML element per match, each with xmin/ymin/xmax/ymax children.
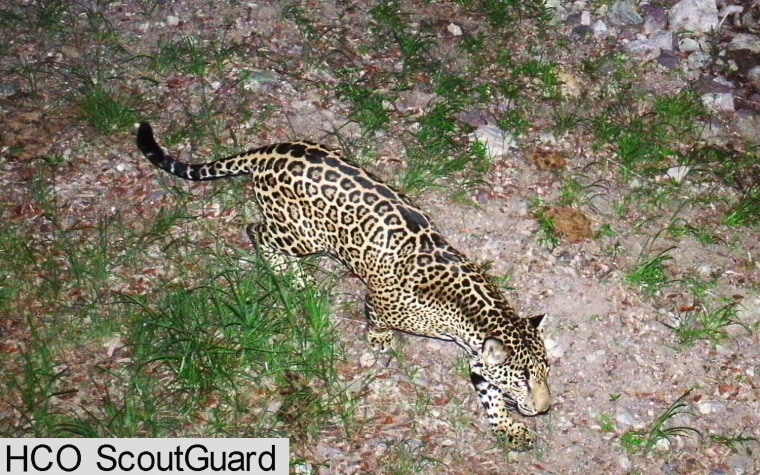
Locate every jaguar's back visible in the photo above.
<box><xmin>138</xmin><ymin>122</ymin><xmax>450</xmax><ymax>285</ymax></box>
<box><xmin>137</xmin><ymin>122</ymin><xmax>551</xmax><ymax>450</ymax></box>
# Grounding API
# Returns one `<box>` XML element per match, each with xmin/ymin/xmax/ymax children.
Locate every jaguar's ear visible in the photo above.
<box><xmin>528</xmin><ymin>314</ymin><xmax>546</xmax><ymax>331</ymax></box>
<box><xmin>482</xmin><ymin>338</ymin><xmax>511</xmax><ymax>366</ymax></box>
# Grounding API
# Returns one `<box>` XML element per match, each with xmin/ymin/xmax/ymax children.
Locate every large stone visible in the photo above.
<box><xmin>669</xmin><ymin>0</ymin><xmax>718</xmax><ymax>34</ymax></box>
<box><xmin>608</xmin><ymin>0</ymin><xmax>643</xmax><ymax>25</ymax></box>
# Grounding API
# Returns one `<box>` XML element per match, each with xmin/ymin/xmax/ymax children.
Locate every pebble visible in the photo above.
<box><xmin>735</xmin><ymin>110</ymin><xmax>760</xmax><ymax>144</ymax></box>
<box><xmin>679</xmin><ymin>38</ymin><xmax>705</xmax><ymax>52</ymax></box>
<box><xmin>728</xmin><ymin>33</ymin><xmax>760</xmax><ymax>53</ymax></box>
<box><xmin>665</xmin><ymin>165</ymin><xmax>690</xmax><ymax>183</ymax></box>
<box><xmin>470</xmin><ymin>125</ymin><xmax>517</xmax><ymax>158</ymax></box>
<box><xmin>615</xmin><ymin>409</ymin><xmax>636</xmax><ymax>427</ymax></box>
<box><xmin>658</xmin><ymin>51</ymin><xmax>681</xmax><ymax>69</ymax></box>
<box><xmin>446</xmin><ymin>23</ymin><xmax>462</xmax><ymax>36</ymax></box>
<box><xmin>167</xmin><ymin>15</ymin><xmax>180</xmax><ymax>26</ymax></box>
<box><xmin>694</xmin><ymin>262</ymin><xmax>713</xmax><ymax>277</ymax></box>
<box><xmin>608</xmin><ymin>0</ymin><xmax>643</xmax><ymax>25</ymax></box>
<box><xmin>544</xmin><ymin>337</ymin><xmax>564</xmax><ymax>359</ymax></box>
<box><xmin>696</xmin><ymin>400</ymin><xmax>724</xmax><ymax>414</ymax></box>
<box><xmin>593</xmin><ymin>20</ymin><xmax>610</xmax><ymax>39</ymax></box>
<box><xmin>670</xmin><ymin>0</ymin><xmax>719</xmax><ymax>34</ymax></box>
<box><xmin>642</xmin><ymin>4</ymin><xmax>668</xmax><ymax>34</ymax></box>
<box><xmin>686</xmin><ymin>51</ymin><xmax>713</xmax><ymax>69</ymax></box>
<box><xmin>358</xmin><ymin>350</ymin><xmax>377</xmax><ymax>368</ymax></box>
<box><xmin>0</xmin><ymin>83</ymin><xmax>19</xmax><ymax>98</ymax></box>
<box><xmin>701</xmin><ymin>92</ymin><xmax>735</xmax><ymax>112</ymax></box>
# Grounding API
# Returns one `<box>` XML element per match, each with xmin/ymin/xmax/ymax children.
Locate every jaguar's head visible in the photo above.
<box><xmin>479</xmin><ymin>314</ymin><xmax>551</xmax><ymax>415</ymax></box>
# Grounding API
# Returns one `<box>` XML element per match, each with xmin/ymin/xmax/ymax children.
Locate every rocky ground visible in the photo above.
<box><xmin>1</xmin><ymin>0</ymin><xmax>760</xmax><ymax>474</ymax></box>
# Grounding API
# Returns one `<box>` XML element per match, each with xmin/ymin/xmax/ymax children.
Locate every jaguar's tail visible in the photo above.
<box><xmin>136</xmin><ymin>122</ymin><xmax>251</xmax><ymax>181</ymax></box>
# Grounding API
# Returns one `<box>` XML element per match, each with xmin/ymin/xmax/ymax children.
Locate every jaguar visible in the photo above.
<box><xmin>136</xmin><ymin>121</ymin><xmax>552</xmax><ymax>449</ymax></box>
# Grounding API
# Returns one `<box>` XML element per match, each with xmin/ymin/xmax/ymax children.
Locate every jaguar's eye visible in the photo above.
<box><xmin>515</xmin><ymin>369</ymin><xmax>531</xmax><ymax>389</ymax></box>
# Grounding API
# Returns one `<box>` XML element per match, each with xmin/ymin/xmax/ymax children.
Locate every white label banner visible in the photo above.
<box><xmin>0</xmin><ymin>438</ymin><xmax>289</xmax><ymax>475</ymax></box>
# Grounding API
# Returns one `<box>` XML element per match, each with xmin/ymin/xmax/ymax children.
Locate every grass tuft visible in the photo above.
<box><xmin>669</xmin><ymin>300</ymin><xmax>746</xmax><ymax>347</ymax></box>
<box><xmin>621</xmin><ymin>389</ymin><xmax>702</xmax><ymax>454</ymax></box>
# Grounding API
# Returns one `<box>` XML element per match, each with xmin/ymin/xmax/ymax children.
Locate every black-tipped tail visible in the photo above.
<box><xmin>137</xmin><ymin>121</ymin><xmax>215</xmax><ymax>181</ymax></box>
<box><xmin>137</xmin><ymin>122</ymin><xmax>255</xmax><ymax>181</ymax></box>
<box><xmin>136</xmin><ymin>121</ymin><xmax>187</xmax><ymax>176</ymax></box>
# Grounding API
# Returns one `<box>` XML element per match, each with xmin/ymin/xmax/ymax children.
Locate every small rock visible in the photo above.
<box><xmin>653</xmin><ymin>31</ymin><xmax>678</xmax><ymax>51</ymax></box>
<box><xmin>470</xmin><ymin>125</ymin><xmax>517</xmax><ymax>158</ymax></box>
<box><xmin>727</xmin><ymin>33</ymin><xmax>760</xmax><ymax>53</ymax></box>
<box><xmin>666</xmin><ymin>165</ymin><xmax>690</xmax><ymax>183</ymax></box>
<box><xmin>698</xmin><ymin>118</ymin><xmax>731</xmax><ymax>145</ymax></box>
<box><xmin>608</xmin><ymin>0</ymin><xmax>643</xmax><ymax>25</ymax></box>
<box><xmin>358</xmin><ymin>351</ymin><xmax>377</xmax><ymax>368</ymax></box>
<box><xmin>458</xmin><ymin>110</ymin><xmax>494</xmax><ymax>127</ymax></box>
<box><xmin>545</xmin><ymin>337</ymin><xmax>564</xmax><ymax>359</ymax></box>
<box><xmin>593</xmin><ymin>20</ymin><xmax>610</xmax><ymax>39</ymax></box>
<box><xmin>0</xmin><ymin>83</ymin><xmax>19</xmax><ymax>98</ymax></box>
<box><xmin>670</xmin><ymin>0</ymin><xmax>719</xmax><ymax>34</ymax></box>
<box><xmin>658</xmin><ymin>51</ymin><xmax>681</xmax><ymax>69</ymax></box>
<box><xmin>543</xmin><ymin>0</ymin><xmax>567</xmax><ymax>22</ymax></box>
<box><xmin>679</xmin><ymin>37</ymin><xmax>707</xmax><ymax>52</ymax></box>
<box><xmin>642</xmin><ymin>4</ymin><xmax>669</xmax><ymax>34</ymax></box>
<box><xmin>293</xmin><ymin>462</ymin><xmax>313</xmax><ymax>475</ymax></box>
<box><xmin>167</xmin><ymin>15</ymin><xmax>180</xmax><ymax>26</ymax></box>
<box><xmin>615</xmin><ymin>409</ymin><xmax>636</xmax><ymax>427</ymax></box>
<box><xmin>571</xmin><ymin>24</ymin><xmax>593</xmax><ymax>40</ymax></box>
<box><xmin>625</xmin><ymin>38</ymin><xmax>662</xmax><ymax>61</ymax></box>
<box><xmin>694</xmin><ymin>262</ymin><xmax>713</xmax><ymax>277</ymax></box>
<box><xmin>625</xmin><ymin>33</ymin><xmax>677</xmax><ymax>61</ymax></box>
<box><xmin>735</xmin><ymin>110</ymin><xmax>760</xmax><ymax>145</ymax></box>
<box><xmin>447</xmin><ymin>22</ymin><xmax>462</xmax><ymax>36</ymax></box>
<box><xmin>701</xmin><ymin>92</ymin><xmax>735</xmax><ymax>112</ymax></box>
<box><xmin>696</xmin><ymin>400</ymin><xmax>724</xmax><ymax>414</ymax></box>
<box><xmin>686</xmin><ymin>51</ymin><xmax>712</xmax><ymax>69</ymax></box>
<box><xmin>746</xmin><ymin>64</ymin><xmax>760</xmax><ymax>90</ymax></box>
<box><xmin>652</xmin><ymin>437</ymin><xmax>671</xmax><ymax>452</ymax></box>
<box><xmin>475</xmin><ymin>189</ymin><xmax>492</xmax><ymax>204</ymax></box>
<box><xmin>698</xmin><ymin>77</ymin><xmax>734</xmax><ymax>93</ymax></box>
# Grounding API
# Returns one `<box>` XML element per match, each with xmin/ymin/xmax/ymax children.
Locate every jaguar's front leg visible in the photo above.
<box><xmin>364</xmin><ymin>293</ymin><xmax>395</xmax><ymax>351</ymax></box>
<box><xmin>470</xmin><ymin>363</ymin><xmax>534</xmax><ymax>450</ymax></box>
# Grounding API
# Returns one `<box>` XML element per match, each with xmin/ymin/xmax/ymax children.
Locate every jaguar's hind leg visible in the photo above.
<box><xmin>246</xmin><ymin>222</ymin><xmax>319</xmax><ymax>288</ymax></box>
<box><xmin>364</xmin><ymin>293</ymin><xmax>396</xmax><ymax>351</ymax></box>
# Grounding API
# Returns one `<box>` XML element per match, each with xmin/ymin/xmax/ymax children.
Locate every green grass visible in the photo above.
<box><xmin>337</xmin><ymin>81</ymin><xmax>393</xmax><ymax>134</ymax></box>
<box><xmin>593</xmin><ymin>88</ymin><xmax>706</xmax><ymax>179</ymax></box>
<box><xmin>598</xmin><ymin>413</ymin><xmax>617</xmax><ymax>433</ymax></box>
<box><xmin>401</xmin><ymin>102</ymin><xmax>490</xmax><ymax>194</ymax></box>
<box><xmin>369</xmin><ymin>2</ymin><xmax>438</xmax><ymax>76</ymax></box>
<box><xmin>670</xmin><ymin>300</ymin><xmax>745</xmax><ymax>347</ymax></box>
<box><xmin>710</xmin><ymin>432</ymin><xmax>758</xmax><ymax>454</ymax></box>
<box><xmin>531</xmin><ymin>199</ymin><xmax>562</xmax><ymax>248</ymax></box>
<box><xmin>78</xmin><ymin>83</ymin><xmax>141</xmax><ymax>134</ymax></box>
<box><xmin>725</xmin><ymin>191</ymin><xmax>760</xmax><ymax>227</ymax></box>
<box><xmin>626</xmin><ymin>247</ymin><xmax>675</xmax><ymax>294</ymax></box>
<box><xmin>0</xmin><ymin>171</ymin><xmax>350</xmax><ymax>440</ymax></box>
<box><xmin>621</xmin><ymin>389</ymin><xmax>702</xmax><ymax>454</ymax></box>
<box><xmin>381</xmin><ymin>440</ymin><xmax>444</xmax><ymax>474</ymax></box>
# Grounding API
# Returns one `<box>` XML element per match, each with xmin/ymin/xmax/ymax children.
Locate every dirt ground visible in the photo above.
<box><xmin>1</xmin><ymin>0</ymin><xmax>759</xmax><ymax>474</ymax></box>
